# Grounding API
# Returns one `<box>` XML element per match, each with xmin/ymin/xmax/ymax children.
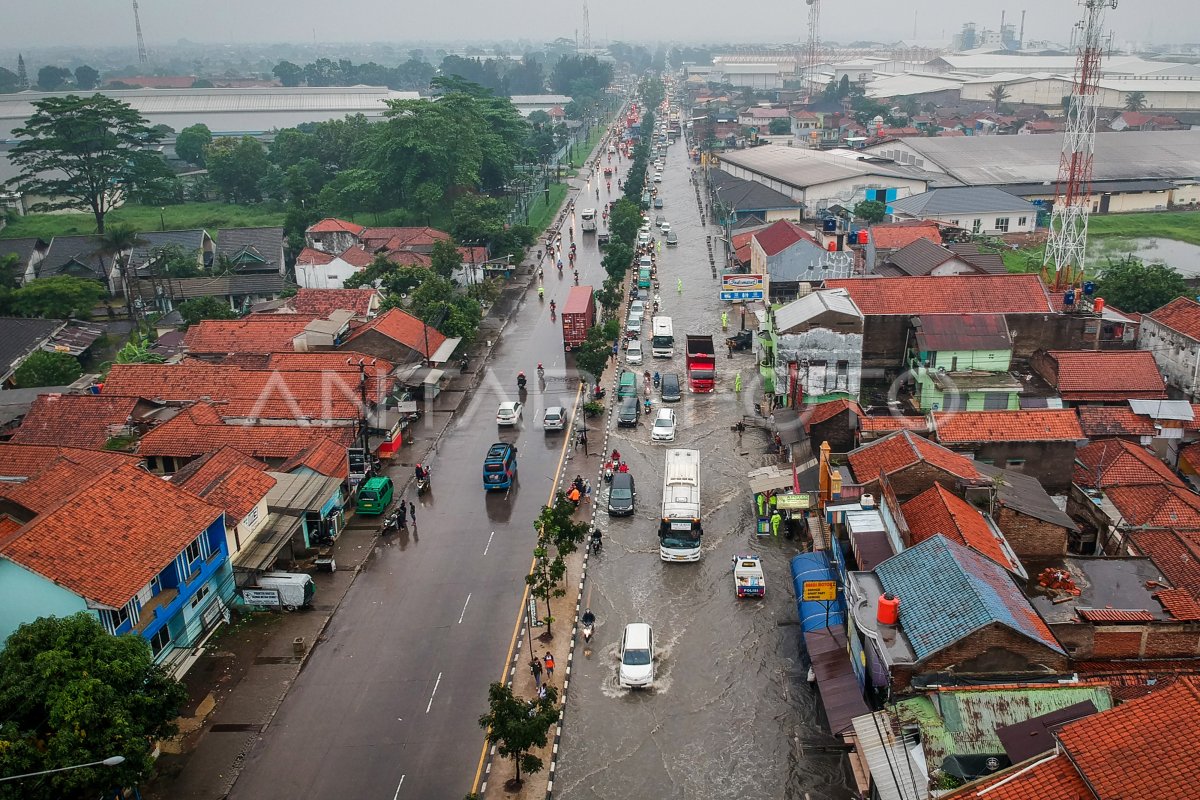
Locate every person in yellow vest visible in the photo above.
<box><xmin>770</xmin><ymin>510</ymin><xmax>782</xmax><ymax>538</ymax></box>
<box><xmin>734</xmin><ymin>373</ymin><xmax>742</xmax><ymax>393</ymax></box>
<box><xmin>721</xmin><ymin>311</ymin><xmax>729</xmax><ymax>331</ymax></box>
<box><xmin>756</xmin><ymin>493</ymin><xmax>766</xmax><ymax>518</ymax></box>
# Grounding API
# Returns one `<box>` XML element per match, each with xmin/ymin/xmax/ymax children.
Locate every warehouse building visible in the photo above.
<box><xmin>0</xmin><ymin>86</ymin><xmax>420</xmax><ymax>139</ymax></box>
<box><xmin>863</xmin><ymin>130</ymin><xmax>1200</xmax><ymax>211</ymax></box>
<box><xmin>959</xmin><ymin>73</ymin><xmax>1200</xmax><ymax>112</ymax></box>
<box><xmin>714</xmin><ymin>145</ymin><xmax>929</xmax><ymax>219</ymax></box>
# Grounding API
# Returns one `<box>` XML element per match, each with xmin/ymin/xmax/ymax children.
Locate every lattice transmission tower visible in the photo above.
<box><xmin>802</xmin><ymin>0</ymin><xmax>822</xmax><ymax>104</ymax></box>
<box><xmin>1041</xmin><ymin>0</ymin><xmax>1116</xmax><ymax>291</ymax></box>
<box><xmin>132</xmin><ymin>0</ymin><xmax>148</xmax><ymax>64</ymax></box>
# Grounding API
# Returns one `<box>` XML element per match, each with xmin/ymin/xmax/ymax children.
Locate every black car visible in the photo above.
<box><xmin>616</xmin><ymin>395</ymin><xmax>640</xmax><ymax>427</ymax></box>
<box><xmin>607</xmin><ymin>472</ymin><xmax>636</xmax><ymax>516</ymax></box>
<box><xmin>660</xmin><ymin>372</ymin><xmax>682</xmax><ymax>403</ymax></box>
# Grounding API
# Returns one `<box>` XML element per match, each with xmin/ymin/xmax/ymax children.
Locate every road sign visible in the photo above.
<box><xmin>242</xmin><ymin>588</ymin><xmax>281</xmax><ymax>607</ymax></box>
<box><xmin>775</xmin><ymin>493</ymin><xmax>812</xmax><ymax>510</ymax></box>
<box><xmin>720</xmin><ymin>273</ymin><xmax>764</xmax><ymax>301</ymax></box>
<box><xmin>802</xmin><ymin>580</ymin><xmax>838</xmax><ymax>602</ymax></box>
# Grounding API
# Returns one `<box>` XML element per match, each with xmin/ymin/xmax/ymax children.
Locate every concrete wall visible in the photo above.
<box><xmin>897</xmin><ymin>210</ymin><xmax>1036</xmax><ymax>235</ymax></box>
<box><xmin>1138</xmin><ymin>316</ymin><xmax>1200</xmax><ymax>400</ymax></box>
<box><xmin>1051</xmin><ymin>620</ymin><xmax>1200</xmax><ymax>660</ymax></box>
<box><xmin>947</xmin><ymin>441</ymin><xmax>1079</xmax><ymax>493</ymax></box>
<box><xmin>0</xmin><ymin>559</ymin><xmax>90</xmax><ymax>646</ymax></box>
<box><xmin>776</xmin><ymin>327</ymin><xmax>864</xmax><ymax>401</ymax></box>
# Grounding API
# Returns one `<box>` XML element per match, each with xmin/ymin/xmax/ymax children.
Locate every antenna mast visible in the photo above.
<box><xmin>802</xmin><ymin>0</ymin><xmax>822</xmax><ymax>104</ymax></box>
<box><xmin>132</xmin><ymin>0</ymin><xmax>148</xmax><ymax>64</ymax></box>
<box><xmin>1041</xmin><ymin>0</ymin><xmax>1115</xmax><ymax>291</ymax></box>
<box><xmin>582</xmin><ymin>1</ymin><xmax>591</xmax><ymax>53</ymax></box>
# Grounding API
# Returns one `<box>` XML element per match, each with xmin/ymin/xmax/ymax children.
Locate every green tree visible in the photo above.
<box><xmin>1095</xmin><ymin>256</ymin><xmax>1189</xmax><ymax>314</ymax></box>
<box><xmin>0</xmin><ymin>253</ymin><xmax>20</xmax><ymax>290</ymax></box>
<box><xmin>430</xmin><ymin>239</ymin><xmax>462</xmax><ymax>279</ymax></box>
<box><xmin>837</xmin><ymin>74</ymin><xmax>851</xmax><ymax>98</ymax></box>
<box><xmin>73</xmin><ymin>64</ymin><xmax>100</xmax><ymax>89</ymax></box>
<box><xmin>0</xmin><ymin>67</ymin><xmax>21</xmax><ymax>94</ymax></box>
<box><xmin>206</xmin><ymin>136</ymin><xmax>270</xmax><ymax>202</ymax></box>
<box><xmin>273</xmin><ymin>60</ymin><xmax>305</xmax><ymax>87</ymax></box>
<box><xmin>768</xmin><ymin>117</ymin><xmax>792</xmax><ymax>135</ymax></box>
<box><xmin>0</xmin><ymin>613</ymin><xmax>188</xmax><ymax>800</ymax></box>
<box><xmin>7</xmin><ymin>275</ymin><xmax>105</xmax><ymax>318</ymax></box>
<box><xmin>191</xmin><ymin>78</ymin><xmax>214</xmax><ymax>88</ymax></box>
<box><xmin>6</xmin><ymin>94</ymin><xmax>164</xmax><ymax>233</ymax></box>
<box><xmin>178</xmin><ymin>296</ymin><xmax>237</xmax><ymax>327</ymax></box>
<box><xmin>477</xmin><ymin>681</ymin><xmax>559</xmax><ymax>789</ymax></box>
<box><xmin>1124</xmin><ymin>91</ymin><xmax>1147</xmax><ymax>112</ymax></box>
<box><xmin>146</xmin><ymin>244</ymin><xmax>203</xmax><ymax>278</ymax></box>
<box><xmin>36</xmin><ymin>65</ymin><xmax>71</xmax><ymax>91</ymax></box>
<box><xmin>97</xmin><ymin>225</ymin><xmax>146</xmax><ymax>322</ymax></box>
<box><xmin>536</xmin><ymin>490</ymin><xmax>590</xmax><ymax>556</ymax></box>
<box><xmin>573</xmin><ymin>323</ymin><xmax>613</xmax><ymax>387</ymax></box>
<box><xmin>13</xmin><ymin>351</ymin><xmax>82</xmax><ymax>387</ymax></box>
<box><xmin>525</xmin><ymin>544</ymin><xmax>567</xmax><ymax>632</ymax></box>
<box><xmin>175</xmin><ymin>123</ymin><xmax>212</xmax><ymax>166</ymax></box>
<box><xmin>853</xmin><ymin>200</ymin><xmax>887</xmax><ymax>223</ymax></box>
<box><xmin>988</xmin><ymin>84</ymin><xmax>1011</xmax><ymax>113</ymax></box>
<box><xmin>102</xmin><ymin>332</ymin><xmax>166</xmax><ymax>372</ymax></box>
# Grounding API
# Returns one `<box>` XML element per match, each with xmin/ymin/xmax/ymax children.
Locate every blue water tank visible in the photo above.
<box><xmin>822</xmin><ymin>217</ymin><xmax>838</xmax><ymax>233</ymax></box>
<box><xmin>1064</xmin><ymin>289</ymin><xmax>1076</xmax><ymax>306</ymax></box>
<box><xmin>1082</xmin><ymin>281</ymin><xmax>1096</xmax><ymax>296</ymax></box>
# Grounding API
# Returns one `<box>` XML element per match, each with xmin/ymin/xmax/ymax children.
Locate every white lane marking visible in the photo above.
<box><xmin>458</xmin><ymin>593</ymin><xmax>472</xmax><ymax>624</ymax></box>
<box><xmin>392</xmin><ymin>775</ymin><xmax>405</xmax><ymax>800</ymax></box>
<box><xmin>483</xmin><ymin>531</ymin><xmax>495</xmax><ymax>555</ymax></box>
<box><xmin>426</xmin><ymin>672</ymin><xmax>442</xmax><ymax>713</ymax></box>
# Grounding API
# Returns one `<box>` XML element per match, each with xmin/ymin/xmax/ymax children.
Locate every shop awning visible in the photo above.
<box><xmin>805</xmin><ymin>625</ymin><xmax>870</xmax><ymax>737</ymax></box>
<box><xmin>395</xmin><ymin>364</ymin><xmax>445</xmax><ymax>387</ymax></box>
<box><xmin>233</xmin><ymin>511</ymin><xmax>303</xmax><ymax>573</ymax></box>
<box><xmin>747</xmin><ymin>465</ymin><xmax>796</xmax><ymax>494</ymax></box>
<box><xmin>429</xmin><ymin>337</ymin><xmax>462</xmax><ymax>364</ymax></box>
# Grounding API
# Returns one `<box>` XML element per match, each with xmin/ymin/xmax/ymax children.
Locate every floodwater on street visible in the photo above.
<box><xmin>553</xmin><ymin>115</ymin><xmax>855</xmax><ymax>799</ymax></box>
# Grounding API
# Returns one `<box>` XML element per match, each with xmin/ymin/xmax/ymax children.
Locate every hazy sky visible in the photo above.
<box><xmin>2</xmin><ymin>0</ymin><xmax>1196</xmax><ymax>49</ymax></box>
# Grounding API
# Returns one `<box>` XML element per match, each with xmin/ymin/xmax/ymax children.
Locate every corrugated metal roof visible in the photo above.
<box><xmin>1128</xmin><ymin>399</ymin><xmax>1196</xmax><ymax>421</ymax></box>
<box><xmin>805</xmin><ymin>625</ymin><xmax>870</xmax><ymax>736</ymax></box>
<box><xmin>864</xmin><ymin>130</ymin><xmax>1200</xmax><ymax>186</ymax></box>
<box><xmin>851</xmin><ymin>712</ymin><xmax>929</xmax><ymax>800</ymax></box>
<box><xmin>774</xmin><ymin>289</ymin><xmax>862</xmax><ymax>332</ymax></box>
<box><xmin>914</xmin><ymin>313</ymin><xmax>1012</xmax><ymax>352</ymax></box>
<box><xmin>889</xmin><ymin>187</ymin><xmax>1037</xmax><ymax>216</ymax></box>
<box><xmin>718</xmin><ymin>145</ymin><xmax>920</xmax><ymax>190</ymax></box>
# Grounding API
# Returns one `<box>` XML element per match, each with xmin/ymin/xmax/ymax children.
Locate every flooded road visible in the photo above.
<box><xmin>554</xmin><ymin>120</ymin><xmax>855</xmax><ymax>798</ymax></box>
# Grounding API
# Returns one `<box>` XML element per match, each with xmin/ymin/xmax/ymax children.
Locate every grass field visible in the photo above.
<box><xmin>527</xmin><ymin>184</ymin><xmax>569</xmax><ymax>231</ymax></box>
<box><xmin>1088</xmin><ymin>211</ymin><xmax>1200</xmax><ymax>245</ymax></box>
<box><xmin>569</xmin><ymin>127</ymin><xmax>605</xmax><ymax>169</ymax></box>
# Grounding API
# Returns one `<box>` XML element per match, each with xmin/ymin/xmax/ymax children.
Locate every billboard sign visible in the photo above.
<box><xmin>720</xmin><ymin>273</ymin><xmax>764</xmax><ymax>301</ymax></box>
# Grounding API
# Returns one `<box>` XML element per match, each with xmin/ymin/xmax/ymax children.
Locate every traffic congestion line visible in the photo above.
<box><xmin>473</xmin><ymin>379</ymin><xmax>585</xmax><ymax>795</ymax></box>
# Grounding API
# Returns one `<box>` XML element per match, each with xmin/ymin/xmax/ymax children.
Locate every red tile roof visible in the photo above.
<box><xmin>1040</xmin><ymin>350</ymin><xmax>1167</xmax><ymax>401</ymax></box>
<box><xmin>847</xmin><ymin>430</ymin><xmax>981</xmax><ymax>484</ymax></box>
<box><xmin>1146</xmin><ymin>296</ymin><xmax>1200</xmax><ymax>341</ymax></box>
<box><xmin>1056</xmin><ymin>675</ymin><xmax>1200</xmax><ymax>799</ymax></box>
<box><xmin>1076</xmin><ymin>608</ymin><xmax>1156</xmax><ymax>622</ymax></box>
<box><xmin>1155</xmin><ymin>587</ymin><xmax>1200</xmax><ymax>621</ymax></box>
<box><xmin>334</xmin><ymin>245</ymin><xmax>375</xmax><ymax>268</ymax></box>
<box><xmin>290</xmin><ymin>288</ymin><xmax>379</xmax><ymax>317</ymax></box>
<box><xmin>751</xmin><ymin>220</ymin><xmax>816</xmax><ymax>257</ymax></box>
<box><xmin>942</xmin><ymin>753</ymin><xmax>1091</xmax><ymax>800</ymax></box>
<box><xmin>0</xmin><ymin>444</ymin><xmax>141</xmax><ymax>514</ymax></box>
<box><xmin>10</xmin><ymin>394</ymin><xmax>141</xmax><ymax>449</ymax></box>
<box><xmin>183</xmin><ymin>315</ymin><xmax>316</xmax><ymax>354</ymax></box>
<box><xmin>344</xmin><ymin>307</ymin><xmax>449</xmax><ymax>358</ymax></box>
<box><xmin>1106</xmin><ymin>483</ymin><xmax>1200</xmax><ymax>529</ymax></box>
<box><xmin>307</xmin><ymin>218</ymin><xmax>366</xmax><ymax>235</ymax></box>
<box><xmin>0</xmin><ymin>464</ymin><xmax>223</xmax><ymax>608</ymax></box>
<box><xmin>138</xmin><ymin>403</ymin><xmax>354</xmax><ymax>461</ymax></box>
<box><xmin>824</xmin><ymin>274</ymin><xmax>1053</xmax><ymax>315</ymax></box>
<box><xmin>868</xmin><ymin>221</ymin><xmax>943</xmax><ymax>250</ymax></box>
<box><xmin>902</xmin><ymin>483</ymin><xmax>1015</xmax><ymax>570</ymax></box>
<box><xmin>1129</xmin><ymin>530</ymin><xmax>1200</xmax><ymax>594</ymax></box>
<box><xmin>173</xmin><ymin>447</ymin><xmax>276</xmax><ymax>524</ymax></box>
<box><xmin>102</xmin><ymin>362</ymin><xmax>367</xmax><ymax>418</ymax></box>
<box><xmin>802</xmin><ymin>399</ymin><xmax>861</xmax><ymax>430</ymax></box>
<box><xmin>295</xmin><ymin>246</ymin><xmax>334</xmax><ymax>266</ymax></box>
<box><xmin>1073</xmin><ymin>439</ymin><xmax>1182</xmax><ymax>488</ymax></box>
<box><xmin>279</xmin><ymin>437</ymin><xmax>350</xmax><ymax>480</ymax></box>
<box><xmin>1077</xmin><ymin>406</ymin><xmax>1158</xmax><ymax>438</ymax></box>
<box><xmin>360</xmin><ymin>226</ymin><xmax>450</xmax><ymax>251</ymax></box>
<box><xmin>932</xmin><ymin>409</ymin><xmax>1084</xmax><ymax>443</ymax></box>
<box><xmin>858</xmin><ymin>415</ymin><xmax>930</xmax><ymax>434</ymax></box>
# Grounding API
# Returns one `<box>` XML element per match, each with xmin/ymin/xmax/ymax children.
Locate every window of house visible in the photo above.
<box><xmin>108</xmin><ymin>604</ymin><xmax>131</xmax><ymax>632</ymax></box>
<box><xmin>948</xmin><ymin>220</ymin><xmax>959</xmax><ymax>226</ymax></box>
<box><xmin>1006</xmin><ymin>458</ymin><xmax>1026</xmax><ymax>468</ymax></box>
<box><xmin>1018</xmin><ymin>216</ymin><xmax>1027</xmax><ymax>227</ymax></box>
<box><xmin>242</xmin><ymin>506</ymin><xmax>260</xmax><ymax>529</ymax></box>
<box><xmin>983</xmin><ymin>392</ymin><xmax>1010</xmax><ymax>410</ymax></box>
<box><xmin>145</xmin><ymin>456</ymin><xmax>158</xmax><ymax>472</ymax></box>
<box><xmin>184</xmin><ymin>538</ymin><xmax>202</xmax><ymax>565</ymax></box>
<box><xmin>972</xmin><ymin>219</ymin><xmax>982</xmax><ymax>233</ymax></box>
<box><xmin>150</xmin><ymin>626</ymin><xmax>172</xmax><ymax>656</ymax></box>
<box><xmin>190</xmin><ymin>584</ymin><xmax>210</xmax><ymax>610</ymax></box>
<box><xmin>995</xmin><ymin>217</ymin><xmax>1010</xmax><ymax>232</ymax></box>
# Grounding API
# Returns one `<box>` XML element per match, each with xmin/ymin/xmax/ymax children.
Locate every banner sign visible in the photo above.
<box><xmin>721</xmin><ymin>273</ymin><xmax>765</xmax><ymax>301</ymax></box>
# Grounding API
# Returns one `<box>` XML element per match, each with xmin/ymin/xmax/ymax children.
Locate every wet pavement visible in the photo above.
<box><xmin>551</xmin><ymin>122</ymin><xmax>856</xmax><ymax>799</ymax></box>
<box><xmin>226</xmin><ymin>140</ymin><xmax>628</xmax><ymax>799</ymax></box>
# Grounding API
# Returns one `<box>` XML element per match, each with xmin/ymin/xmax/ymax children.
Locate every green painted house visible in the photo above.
<box><xmin>909</xmin><ymin>314</ymin><xmax>1021</xmax><ymax>412</ymax></box>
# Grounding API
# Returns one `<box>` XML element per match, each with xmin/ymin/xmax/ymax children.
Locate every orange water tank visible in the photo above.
<box><xmin>827</xmin><ymin>240</ymin><xmax>836</xmax><ymax>252</ymax></box>
<box><xmin>857</xmin><ymin>229</ymin><xmax>869</xmax><ymax>245</ymax></box>
<box><xmin>1093</xmin><ymin>297</ymin><xmax>1105</xmax><ymax>314</ymax></box>
<box><xmin>877</xmin><ymin>593</ymin><xmax>900</xmax><ymax>625</ymax></box>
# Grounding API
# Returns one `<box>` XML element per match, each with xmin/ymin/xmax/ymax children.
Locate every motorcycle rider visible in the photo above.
<box><xmin>581</xmin><ymin>607</ymin><xmax>597</xmax><ymax>639</ymax></box>
<box><xmin>538</xmin><ymin>285</ymin><xmax>544</xmax><ymax>300</ymax></box>
<box><xmin>415</xmin><ymin>463</ymin><xmax>429</xmax><ymax>484</ymax></box>
<box><xmin>536</xmin><ymin>362</ymin><xmax>545</xmax><ymax>378</ymax></box>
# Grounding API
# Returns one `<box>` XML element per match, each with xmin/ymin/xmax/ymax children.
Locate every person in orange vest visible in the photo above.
<box><xmin>543</xmin><ymin>651</ymin><xmax>556</xmax><ymax>679</ymax></box>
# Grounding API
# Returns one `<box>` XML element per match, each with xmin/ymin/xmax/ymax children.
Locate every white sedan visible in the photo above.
<box><xmin>651</xmin><ymin>409</ymin><xmax>677</xmax><ymax>442</ymax></box>
<box><xmin>496</xmin><ymin>401</ymin><xmax>523</xmax><ymax>426</ymax></box>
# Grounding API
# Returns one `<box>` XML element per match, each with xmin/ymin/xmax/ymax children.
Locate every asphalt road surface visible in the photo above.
<box><xmin>551</xmin><ymin>117</ymin><xmax>856</xmax><ymax>799</ymax></box>
<box><xmin>228</xmin><ymin>144</ymin><xmax>627</xmax><ymax>799</ymax></box>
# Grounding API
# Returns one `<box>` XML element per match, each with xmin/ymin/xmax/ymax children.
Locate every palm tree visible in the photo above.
<box><xmin>1124</xmin><ymin>91</ymin><xmax>1147</xmax><ymax>112</ymax></box>
<box><xmin>96</xmin><ymin>225</ymin><xmax>147</xmax><ymax>325</ymax></box>
<box><xmin>988</xmin><ymin>84</ymin><xmax>1011</xmax><ymax>113</ymax></box>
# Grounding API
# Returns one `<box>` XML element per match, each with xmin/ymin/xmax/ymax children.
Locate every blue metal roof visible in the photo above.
<box><xmin>874</xmin><ymin>534</ymin><xmax>1063</xmax><ymax>662</ymax></box>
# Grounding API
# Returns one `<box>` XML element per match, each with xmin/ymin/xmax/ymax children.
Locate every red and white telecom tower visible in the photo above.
<box><xmin>1041</xmin><ymin>0</ymin><xmax>1117</xmax><ymax>291</ymax></box>
<box><xmin>802</xmin><ymin>0</ymin><xmax>821</xmax><ymax>105</ymax></box>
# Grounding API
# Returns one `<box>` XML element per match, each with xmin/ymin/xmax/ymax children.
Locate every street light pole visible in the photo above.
<box><xmin>1</xmin><ymin>755</ymin><xmax>125</xmax><ymax>783</ymax></box>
